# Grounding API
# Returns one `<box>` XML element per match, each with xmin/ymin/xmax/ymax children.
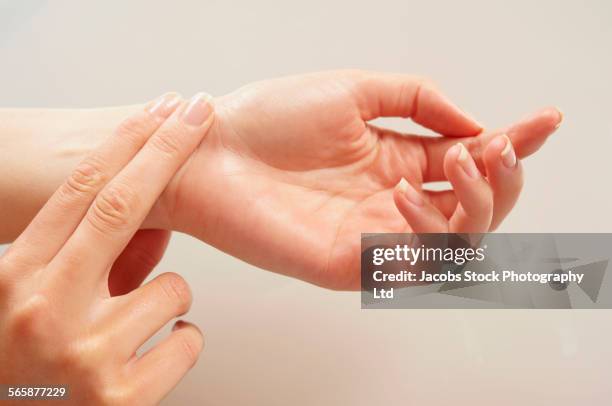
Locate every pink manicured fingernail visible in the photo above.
<box><xmin>500</xmin><ymin>134</ymin><xmax>517</xmax><ymax>168</ymax></box>
<box><xmin>397</xmin><ymin>177</ymin><xmax>423</xmax><ymax>206</ymax></box>
<box><xmin>455</xmin><ymin>143</ymin><xmax>480</xmax><ymax>179</ymax></box>
<box><xmin>147</xmin><ymin>92</ymin><xmax>181</xmax><ymax>118</ymax></box>
<box><xmin>181</xmin><ymin>92</ymin><xmax>213</xmax><ymax>126</ymax></box>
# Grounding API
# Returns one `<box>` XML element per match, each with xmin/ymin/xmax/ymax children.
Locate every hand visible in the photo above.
<box><xmin>0</xmin><ymin>92</ymin><xmax>214</xmax><ymax>405</ymax></box>
<box><xmin>166</xmin><ymin>70</ymin><xmax>562</xmax><ymax>290</ymax></box>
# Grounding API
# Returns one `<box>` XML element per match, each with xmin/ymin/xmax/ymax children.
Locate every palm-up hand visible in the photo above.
<box><xmin>165</xmin><ymin>70</ymin><xmax>561</xmax><ymax>289</ymax></box>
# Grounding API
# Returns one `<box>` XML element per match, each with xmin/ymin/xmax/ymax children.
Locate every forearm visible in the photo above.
<box><xmin>0</xmin><ymin>106</ymin><xmax>140</xmax><ymax>242</ymax></box>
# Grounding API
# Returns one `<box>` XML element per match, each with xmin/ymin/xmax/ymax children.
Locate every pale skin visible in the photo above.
<box><xmin>0</xmin><ymin>93</ymin><xmax>215</xmax><ymax>405</ymax></box>
<box><xmin>0</xmin><ymin>70</ymin><xmax>562</xmax><ymax>292</ymax></box>
<box><xmin>0</xmin><ymin>70</ymin><xmax>561</xmax><ymax>403</ymax></box>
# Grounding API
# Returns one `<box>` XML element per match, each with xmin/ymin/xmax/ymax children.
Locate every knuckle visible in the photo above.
<box><xmin>51</xmin><ymin>337</ymin><xmax>111</xmax><ymax>389</ymax></box>
<box><xmin>411</xmin><ymin>75</ymin><xmax>435</xmax><ymax>90</ymax></box>
<box><xmin>95</xmin><ymin>387</ymin><xmax>129</xmax><ymax>406</ymax></box>
<box><xmin>157</xmin><ymin>272</ymin><xmax>192</xmax><ymax>313</ymax></box>
<box><xmin>419</xmin><ymin>76</ymin><xmax>436</xmax><ymax>87</ymax></box>
<box><xmin>397</xmin><ymin>75</ymin><xmax>433</xmax><ymax>118</ymax></box>
<box><xmin>8</xmin><ymin>294</ymin><xmax>53</xmax><ymax>339</ymax></box>
<box><xmin>75</xmin><ymin>336</ymin><xmax>105</xmax><ymax>363</ymax></box>
<box><xmin>62</xmin><ymin>157</ymin><xmax>106</xmax><ymax>198</ymax></box>
<box><xmin>88</xmin><ymin>183</ymin><xmax>138</xmax><ymax>233</ymax></box>
<box><xmin>97</xmin><ymin>387</ymin><xmax>133</xmax><ymax>406</ymax></box>
<box><xmin>148</xmin><ymin>123</ymin><xmax>186</xmax><ymax>158</ymax></box>
<box><xmin>54</xmin><ymin>336</ymin><xmax>105</xmax><ymax>374</ymax></box>
<box><xmin>350</xmin><ymin>70</ymin><xmax>378</xmax><ymax>94</ymax></box>
<box><xmin>116</xmin><ymin>113</ymin><xmax>156</xmax><ymax>145</ymax></box>
<box><xmin>54</xmin><ymin>343</ymin><xmax>86</xmax><ymax>369</ymax></box>
<box><xmin>396</xmin><ymin>81</ymin><xmax>415</xmax><ymax>116</ymax></box>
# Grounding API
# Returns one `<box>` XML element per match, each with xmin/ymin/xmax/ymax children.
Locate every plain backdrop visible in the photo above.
<box><xmin>1</xmin><ymin>1</ymin><xmax>611</xmax><ymax>404</ymax></box>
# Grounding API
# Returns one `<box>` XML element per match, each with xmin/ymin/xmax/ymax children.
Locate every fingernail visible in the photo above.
<box><xmin>500</xmin><ymin>134</ymin><xmax>517</xmax><ymax>168</ymax></box>
<box><xmin>182</xmin><ymin>92</ymin><xmax>213</xmax><ymax>126</ymax></box>
<box><xmin>455</xmin><ymin>143</ymin><xmax>480</xmax><ymax>179</ymax></box>
<box><xmin>554</xmin><ymin>108</ymin><xmax>564</xmax><ymax>129</ymax></box>
<box><xmin>146</xmin><ymin>92</ymin><xmax>182</xmax><ymax>118</ymax></box>
<box><xmin>397</xmin><ymin>177</ymin><xmax>423</xmax><ymax>206</ymax></box>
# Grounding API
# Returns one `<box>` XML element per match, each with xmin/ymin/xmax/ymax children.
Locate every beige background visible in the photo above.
<box><xmin>1</xmin><ymin>0</ymin><xmax>612</xmax><ymax>404</ymax></box>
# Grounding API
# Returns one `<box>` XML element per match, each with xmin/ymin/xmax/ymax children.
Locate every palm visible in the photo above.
<box><xmin>169</xmin><ymin>71</ymin><xmax>558</xmax><ymax>289</ymax></box>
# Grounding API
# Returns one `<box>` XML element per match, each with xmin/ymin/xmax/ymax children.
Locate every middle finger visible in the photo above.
<box><xmin>49</xmin><ymin>93</ymin><xmax>213</xmax><ymax>291</ymax></box>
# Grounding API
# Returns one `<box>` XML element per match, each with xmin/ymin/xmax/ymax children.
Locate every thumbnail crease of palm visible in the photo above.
<box><xmin>167</xmin><ymin>70</ymin><xmax>560</xmax><ymax>290</ymax></box>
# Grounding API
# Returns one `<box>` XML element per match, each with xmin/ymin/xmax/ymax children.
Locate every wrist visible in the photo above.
<box><xmin>0</xmin><ymin>106</ymin><xmax>143</xmax><ymax>241</ymax></box>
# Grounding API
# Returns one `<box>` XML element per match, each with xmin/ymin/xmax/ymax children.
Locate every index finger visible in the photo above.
<box><xmin>4</xmin><ymin>93</ymin><xmax>181</xmax><ymax>269</ymax></box>
<box><xmin>49</xmin><ymin>93</ymin><xmax>214</xmax><ymax>292</ymax></box>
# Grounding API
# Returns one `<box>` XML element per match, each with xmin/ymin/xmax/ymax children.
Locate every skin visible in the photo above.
<box><xmin>0</xmin><ymin>71</ymin><xmax>561</xmax><ymax>403</ymax></box>
<box><xmin>166</xmin><ymin>70</ymin><xmax>562</xmax><ymax>289</ymax></box>
<box><xmin>0</xmin><ymin>70</ymin><xmax>562</xmax><ymax>291</ymax></box>
<box><xmin>0</xmin><ymin>93</ymin><xmax>214</xmax><ymax>405</ymax></box>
